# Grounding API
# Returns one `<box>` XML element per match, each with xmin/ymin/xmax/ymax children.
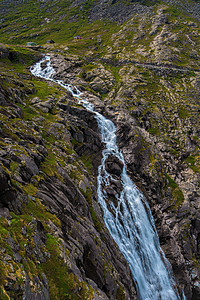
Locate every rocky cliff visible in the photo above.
<box><xmin>0</xmin><ymin>0</ymin><xmax>200</xmax><ymax>299</ymax></box>
<box><xmin>49</xmin><ymin>46</ymin><xmax>200</xmax><ymax>299</ymax></box>
<box><xmin>0</xmin><ymin>45</ymin><xmax>138</xmax><ymax>299</ymax></box>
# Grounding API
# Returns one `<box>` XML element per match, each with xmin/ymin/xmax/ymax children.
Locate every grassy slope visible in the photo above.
<box><xmin>73</xmin><ymin>0</ymin><xmax>200</xmax><ymax>245</ymax></box>
<box><xmin>0</xmin><ymin>0</ymin><xmax>200</xmax><ymax>297</ymax></box>
<box><xmin>0</xmin><ymin>0</ymin><xmax>120</xmax><ymax>56</ymax></box>
<box><xmin>0</xmin><ymin>45</ymin><xmax>97</xmax><ymax>299</ymax></box>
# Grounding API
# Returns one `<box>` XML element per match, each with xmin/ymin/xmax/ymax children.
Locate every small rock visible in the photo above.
<box><xmin>105</xmin><ymin>155</ymin><xmax>124</xmax><ymax>177</ymax></box>
<box><xmin>46</xmin><ymin>40</ymin><xmax>55</xmax><ymax>44</ymax></box>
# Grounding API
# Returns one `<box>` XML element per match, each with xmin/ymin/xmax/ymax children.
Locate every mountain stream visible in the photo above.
<box><xmin>31</xmin><ymin>56</ymin><xmax>181</xmax><ymax>300</ymax></box>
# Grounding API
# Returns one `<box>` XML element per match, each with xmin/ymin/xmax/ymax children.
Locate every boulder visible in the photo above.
<box><xmin>105</xmin><ymin>155</ymin><xmax>124</xmax><ymax>177</ymax></box>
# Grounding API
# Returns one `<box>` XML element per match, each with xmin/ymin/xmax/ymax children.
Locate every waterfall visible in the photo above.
<box><xmin>31</xmin><ymin>56</ymin><xmax>181</xmax><ymax>300</ymax></box>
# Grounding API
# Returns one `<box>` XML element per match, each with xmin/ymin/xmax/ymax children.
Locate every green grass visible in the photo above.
<box><xmin>0</xmin><ymin>0</ymin><xmax>119</xmax><ymax>53</ymax></box>
<box><xmin>83</xmin><ymin>188</ymin><xmax>104</xmax><ymax>232</ymax></box>
<box><xmin>166</xmin><ymin>174</ymin><xmax>184</xmax><ymax>210</ymax></box>
<box><xmin>0</xmin><ymin>261</ymin><xmax>7</xmax><ymax>285</ymax></box>
<box><xmin>40</xmin><ymin>152</ymin><xmax>59</xmax><ymax>177</ymax></box>
<box><xmin>178</xmin><ymin>107</ymin><xmax>190</xmax><ymax>119</ymax></box>
<box><xmin>22</xmin><ymin>106</ymin><xmax>38</xmax><ymax>120</ymax></box>
<box><xmin>140</xmin><ymin>0</ymin><xmax>161</xmax><ymax>6</ymax></box>
<box><xmin>80</xmin><ymin>155</ymin><xmax>93</xmax><ymax>175</ymax></box>
<box><xmin>147</xmin><ymin>127</ymin><xmax>160</xmax><ymax>135</ymax></box>
<box><xmin>0</xmin><ymin>287</ymin><xmax>9</xmax><ymax>300</ymax></box>
<box><xmin>30</xmin><ymin>79</ymin><xmax>62</xmax><ymax>100</ymax></box>
<box><xmin>184</xmin><ymin>155</ymin><xmax>199</xmax><ymax>172</ymax></box>
<box><xmin>166</xmin><ymin>174</ymin><xmax>177</xmax><ymax>189</ymax></box>
<box><xmin>116</xmin><ymin>282</ymin><xmax>125</xmax><ymax>300</ymax></box>
<box><xmin>164</xmin><ymin>6</ymin><xmax>181</xmax><ymax>18</ymax></box>
<box><xmin>0</xmin><ymin>41</ymin><xmax>104</xmax><ymax>299</ymax></box>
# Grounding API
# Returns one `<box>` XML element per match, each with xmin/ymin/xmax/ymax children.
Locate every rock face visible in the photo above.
<box><xmin>0</xmin><ymin>47</ymin><xmax>137</xmax><ymax>299</ymax></box>
<box><xmin>105</xmin><ymin>155</ymin><xmax>124</xmax><ymax>177</ymax></box>
<box><xmin>48</xmin><ymin>46</ymin><xmax>200</xmax><ymax>298</ymax></box>
<box><xmin>0</xmin><ymin>0</ymin><xmax>200</xmax><ymax>299</ymax></box>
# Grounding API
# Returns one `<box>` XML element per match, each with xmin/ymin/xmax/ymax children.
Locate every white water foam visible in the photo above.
<box><xmin>31</xmin><ymin>56</ymin><xmax>181</xmax><ymax>300</ymax></box>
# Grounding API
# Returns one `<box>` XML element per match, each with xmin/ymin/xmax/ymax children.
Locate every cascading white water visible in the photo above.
<box><xmin>31</xmin><ymin>56</ymin><xmax>181</xmax><ymax>300</ymax></box>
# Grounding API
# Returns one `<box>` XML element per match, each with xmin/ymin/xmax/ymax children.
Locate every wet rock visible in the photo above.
<box><xmin>40</xmin><ymin>60</ymin><xmax>48</xmax><ymax>70</ymax></box>
<box><xmin>105</xmin><ymin>155</ymin><xmax>124</xmax><ymax>177</ymax></box>
<box><xmin>104</xmin><ymin>186</ymin><xmax>118</xmax><ymax>208</ymax></box>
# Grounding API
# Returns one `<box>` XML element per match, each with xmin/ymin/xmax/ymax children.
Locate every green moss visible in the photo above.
<box><xmin>169</xmin><ymin>149</ymin><xmax>179</xmax><ymax>156</ymax></box>
<box><xmin>22</xmin><ymin>106</ymin><xmax>38</xmax><ymax>120</ymax></box>
<box><xmin>23</xmin><ymin>197</ymin><xmax>61</xmax><ymax>229</ymax></box>
<box><xmin>141</xmin><ymin>0</ymin><xmax>161</xmax><ymax>6</ymax></box>
<box><xmin>164</xmin><ymin>6</ymin><xmax>180</xmax><ymax>18</ymax></box>
<box><xmin>116</xmin><ymin>283</ymin><xmax>125</xmax><ymax>300</ymax></box>
<box><xmin>175</xmin><ymin>189</ymin><xmax>184</xmax><ymax>203</ymax></box>
<box><xmin>42</xmin><ymin>233</ymin><xmax>94</xmax><ymax>300</ymax></box>
<box><xmin>0</xmin><ymin>287</ymin><xmax>10</xmax><ymax>300</ymax></box>
<box><xmin>71</xmin><ymin>138</ymin><xmax>81</xmax><ymax>146</ymax></box>
<box><xmin>178</xmin><ymin>108</ymin><xmax>189</xmax><ymax>119</ymax></box>
<box><xmin>184</xmin><ymin>155</ymin><xmax>199</xmax><ymax>172</ymax></box>
<box><xmin>82</xmin><ymin>62</ymin><xmax>97</xmax><ymax>72</ymax></box>
<box><xmin>81</xmin><ymin>0</ymin><xmax>95</xmax><ymax>19</ymax></box>
<box><xmin>30</xmin><ymin>79</ymin><xmax>63</xmax><ymax>100</ymax></box>
<box><xmin>147</xmin><ymin>127</ymin><xmax>160</xmax><ymax>135</ymax></box>
<box><xmin>23</xmin><ymin>258</ymin><xmax>39</xmax><ymax>280</ymax></box>
<box><xmin>82</xmin><ymin>188</ymin><xmax>103</xmax><ymax>232</ymax></box>
<box><xmin>166</xmin><ymin>174</ymin><xmax>184</xmax><ymax>210</ymax></box>
<box><xmin>0</xmin><ymin>221</ymin><xmax>10</xmax><ymax>241</ymax></box>
<box><xmin>45</xmin><ymin>234</ymin><xmax>60</xmax><ymax>254</ymax></box>
<box><xmin>0</xmin><ymin>261</ymin><xmax>7</xmax><ymax>285</ymax></box>
<box><xmin>40</xmin><ymin>152</ymin><xmax>58</xmax><ymax>177</ymax></box>
<box><xmin>23</xmin><ymin>183</ymin><xmax>37</xmax><ymax>196</ymax></box>
<box><xmin>166</xmin><ymin>174</ymin><xmax>177</xmax><ymax>189</ymax></box>
<box><xmin>80</xmin><ymin>155</ymin><xmax>93</xmax><ymax>175</ymax></box>
<box><xmin>10</xmin><ymin>161</ymin><xmax>19</xmax><ymax>175</ymax></box>
<box><xmin>109</xmin><ymin>65</ymin><xmax>121</xmax><ymax>83</ymax></box>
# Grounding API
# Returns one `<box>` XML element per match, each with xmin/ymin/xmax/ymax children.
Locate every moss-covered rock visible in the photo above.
<box><xmin>0</xmin><ymin>45</ymin><xmax>137</xmax><ymax>299</ymax></box>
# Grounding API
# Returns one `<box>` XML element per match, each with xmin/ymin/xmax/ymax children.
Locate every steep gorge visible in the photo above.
<box><xmin>48</xmin><ymin>51</ymin><xmax>200</xmax><ymax>299</ymax></box>
<box><xmin>0</xmin><ymin>46</ymin><xmax>139</xmax><ymax>299</ymax></box>
<box><xmin>0</xmin><ymin>0</ymin><xmax>200</xmax><ymax>299</ymax></box>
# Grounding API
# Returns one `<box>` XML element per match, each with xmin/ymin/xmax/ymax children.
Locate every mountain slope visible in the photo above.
<box><xmin>0</xmin><ymin>45</ymin><xmax>137</xmax><ymax>299</ymax></box>
<box><xmin>0</xmin><ymin>0</ymin><xmax>200</xmax><ymax>299</ymax></box>
<box><xmin>0</xmin><ymin>0</ymin><xmax>200</xmax><ymax>46</ymax></box>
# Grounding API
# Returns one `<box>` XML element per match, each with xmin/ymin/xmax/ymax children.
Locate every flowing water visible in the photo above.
<box><xmin>31</xmin><ymin>56</ymin><xmax>181</xmax><ymax>300</ymax></box>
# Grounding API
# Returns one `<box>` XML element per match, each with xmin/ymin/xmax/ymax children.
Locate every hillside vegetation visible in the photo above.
<box><xmin>0</xmin><ymin>0</ymin><xmax>200</xmax><ymax>299</ymax></box>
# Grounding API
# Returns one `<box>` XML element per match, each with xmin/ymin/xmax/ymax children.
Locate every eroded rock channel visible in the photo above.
<box><xmin>48</xmin><ymin>53</ymin><xmax>200</xmax><ymax>299</ymax></box>
<box><xmin>0</xmin><ymin>44</ymin><xmax>199</xmax><ymax>299</ymax></box>
<box><xmin>31</xmin><ymin>55</ymin><xmax>182</xmax><ymax>299</ymax></box>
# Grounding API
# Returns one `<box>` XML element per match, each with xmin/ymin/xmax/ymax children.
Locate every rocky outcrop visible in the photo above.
<box><xmin>0</xmin><ymin>48</ymin><xmax>137</xmax><ymax>299</ymax></box>
<box><xmin>49</xmin><ymin>51</ymin><xmax>200</xmax><ymax>299</ymax></box>
<box><xmin>1</xmin><ymin>0</ymin><xmax>200</xmax><ymax>298</ymax></box>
